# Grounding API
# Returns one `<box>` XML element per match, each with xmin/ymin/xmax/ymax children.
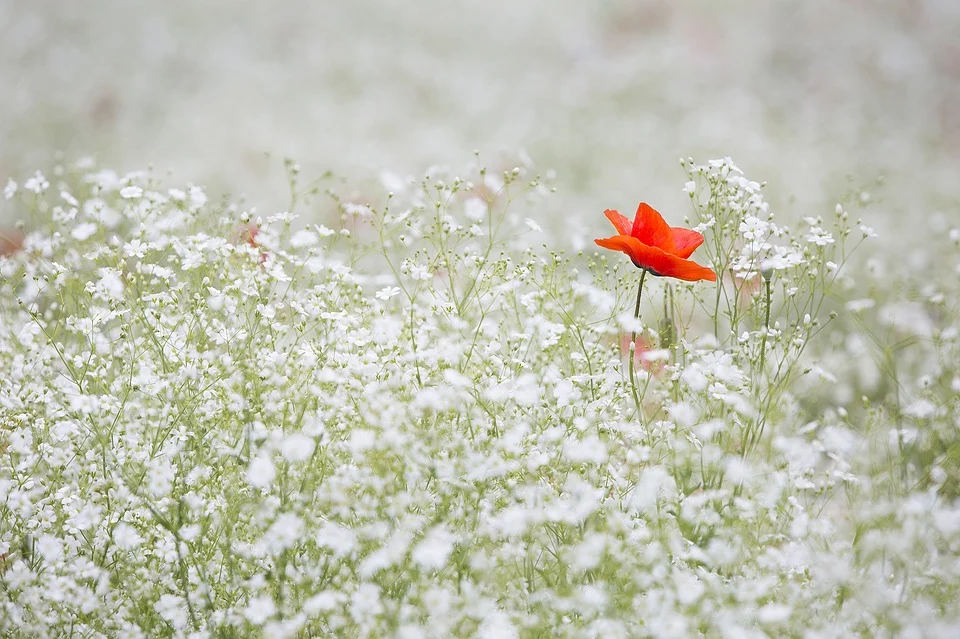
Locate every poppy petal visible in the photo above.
<box><xmin>657</xmin><ymin>256</ymin><xmax>717</xmax><ymax>282</ymax></box>
<box><xmin>670</xmin><ymin>227</ymin><xmax>705</xmax><ymax>259</ymax></box>
<box><xmin>603</xmin><ymin>209</ymin><xmax>632</xmax><ymax>236</ymax></box>
<box><xmin>595</xmin><ymin>235</ymin><xmax>641</xmax><ymax>258</ymax></box>
<box><xmin>595</xmin><ymin>234</ymin><xmax>717</xmax><ymax>282</ymax></box>
<box><xmin>631</xmin><ymin>203</ymin><xmax>676</xmax><ymax>252</ymax></box>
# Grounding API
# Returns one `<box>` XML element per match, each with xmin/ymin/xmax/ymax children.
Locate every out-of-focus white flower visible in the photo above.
<box><xmin>375</xmin><ymin>286</ymin><xmax>401</xmax><ymax>301</ymax></box>
<box><xmin>244</xmin><ymin>595</ymin><xmax>276</xmax><ymax>625</ymax></box>
<box><xmin>412</xmin><ymin>526</ymin><xmax>455</xmax><ymax>571</ymax></box>
<box><xmin>247</xmin><ymin>453</ymin><xmax>277</xmax><ymax>488</ymax></box>
<box><xmin>24</xmin><ymin>171</ymin><xmax>49</xmax><ymax>194</ymax></box>
<box><xmin>113</xmin><ymin>522</ymin><xmax>143</xmax><ymax>550</ymax></box>
<box><xmin>280</xmin><ymin>433</ymin><xmax>315</xmax><ymax>462</ymax></box>
<box><xmin>120</xmin><ymin>185</ymin><xmax>143</xmax><ymax>199</ymax></box>
<box><xmin>71</xmin><ymin>222</ymin><xmax>99</xmax><ymax>241</ymax></box>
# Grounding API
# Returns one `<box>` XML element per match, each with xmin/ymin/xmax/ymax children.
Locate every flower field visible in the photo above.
<box><xmin>2</xmin><ymin>2</ymin><xmax>960</xmax><ymax>638</ymax></box>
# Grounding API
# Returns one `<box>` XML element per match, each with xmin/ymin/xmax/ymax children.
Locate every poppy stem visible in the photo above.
<box><xmin>629</xmin><ymin>269</ymin><xmax>648</xmax><ymax>418</ymax></box>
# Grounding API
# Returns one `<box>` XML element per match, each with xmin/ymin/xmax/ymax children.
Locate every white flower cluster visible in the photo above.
<box><xmin>0</xmin><ymin>158</ymin><xmax>958</xmax><ymax>638</ymax></box>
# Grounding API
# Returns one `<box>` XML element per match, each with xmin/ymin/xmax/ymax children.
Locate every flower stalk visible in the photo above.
<box><xmin>758</xmin><ymin>271</ymin><xmax>772</xmax><ymax>379</ymax></box>
<box><xmin>629</xmin><ymin>268</ymin><xmax>648</xmax><ymax>417</ymax></box>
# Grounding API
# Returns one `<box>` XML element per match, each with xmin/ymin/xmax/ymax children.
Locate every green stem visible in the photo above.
<box><xmin>758</xmin><ymin>276</ymin><xmax>771</xmax><ymax>378</ymax></box>
<box><xmin>629</xmin><ymin>269</ymin><xmax>648</xmax><ymax>418</ymax></box>
<box><xmin>746</xmin><ymin>275</ymin><xmax>773</xmax><ymax>455</ymax></box>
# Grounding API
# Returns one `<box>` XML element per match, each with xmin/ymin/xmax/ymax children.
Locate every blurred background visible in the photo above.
<box><xmin>2</xmin><ymin>0</ymin><xmax>958</xmax><ymax>236</ymax></box>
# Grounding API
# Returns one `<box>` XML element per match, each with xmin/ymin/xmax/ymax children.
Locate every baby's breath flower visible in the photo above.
<box><xmin>1</xmin><ymin>158</ymin><xmax>956</xmax><ymax>639</ymax></box>
<box><xmin>804</xmin><ymin>225</ymin><xmax>835</xmax><ymax>246</ymax></box>
<box><xmin>70</xmin><ymin>221</ymin><xmax>99</xmax><ymax>240</ymax></box>
<box><xmin>375</xmin><ymin>286</ymin><xmax>401</xmax><ymax>300</ymax></box>
<box><xmin>23</xmin><ymin>170</ymin><xmax>49</xmax><ymax>194</ymax></box>
<box><xmin>120</xmin><ymin>185</ymin><xmax>143</xmax><ymax>199</ymax></box>
<box><xmin>247</xmin><ymin>453</ymin><xmax>277</xmax><ymax>488</ymax></box>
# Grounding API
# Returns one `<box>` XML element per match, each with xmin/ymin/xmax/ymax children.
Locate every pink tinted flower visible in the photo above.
<box><xmin>0</xmin><ymin>228</ymin><xmax>24</xmax><ymax>257</ymax></box>
<box><xmin>724</xmin><ymin>269</ymin><xmax>763</xmax><ymax>310</ymax></box>
<box><xmin>618</xmin><ymin>333</ymin><xmax>667</xmax><ymax>376</ymax></box>
<box><xmin>234</xmin><ymin>222</ymin><xmax>268</xmax><ymax>264</ymax></box>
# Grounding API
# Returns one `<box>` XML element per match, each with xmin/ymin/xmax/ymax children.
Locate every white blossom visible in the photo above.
<box><xmin>24</xmin><ymin>171</ymin><xmax>50</xmax><ymax>194</ymax></box>
<box><xmin>71</xmin><ymin>221</ymin><xmax>99</xmax><ymax>240</ymax></box>
<box><xmin>247</xmin><ymin>453</ymin><xmax>277</xmax><ymax>488</ymax></box>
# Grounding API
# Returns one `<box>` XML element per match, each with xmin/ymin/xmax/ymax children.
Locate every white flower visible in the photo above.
<box><xmin>315</xmin><ymin>522</ymin><xmax>357</xmax><ymax>557</ymax></box>
<box><xmin>155</xmin><ymin>594</ymin><xmax>189</xmax><ymax>630</ymax></box>
<box><xmin>244</xmin><ymin>595</ymin><xmax>276</xmax><ymax>625</ymax></box>
<box><xmin>120</xmin><ymin>185</ymin><xmax>143</xmax><ymax>199</ymax></box>
<box><xmin>24</xmin><ymin>171</ymin><xmax>49</xmax><ymax>194</ymax></box>
<box><xmin>280</xmin><ymin>433</ymin><xmax>315</xmax><ymax>462</ymax></box>
<box><xmin>3</xmin><ymin>178</ymin><xmax>16</xmax><ymax>200</ymax></box>
<box><xmin>360</xmin><ymin>529</ymin><xmax>416</xmax><ymax>577</ymax></box>
<box><xmin>758</xmin><ymin>245</ymin><xmax>804</xmax><ymax>272</ymax></box>
<box><xmin>60</xmin><ymin>190</ymin><xmax>79</xmax><ymax>207</ymax></box>
<box><xmin>904</xmin><ymin>398</ymin><xmax>937</xmax><ymax>420</ymax></box>
<box><xmin>563</xmin><ymin>435</ymin><xmax>607</xmax><ymax>464</ymax></box>
<box><xmin>553</xmin><ymin>379</ymin><xmax>580</xmax><ymax>406</ymax></box>
<box><xmin>247</xmin><ymin>453</ymin><xmax>277</xmax><ymax>488</ymax></box>
<box><xmin>142</xmin><ymin>263</ymin><xmax>174</xmax><ymax>280</ymax></box>
<box><xmin>113</xmin><ymin>522</ymin><xmax>143</xmax><ymax>550</ymax></box>
<box><xmin>95</xmin><ymin>268</ymin><xmax>126</xmax><ymax>301</ymax></box>
<box><xmin>804</xmin><ymin>226</ymin><xmax>834</xmax><ymax>246</ymax></box>
<box><xmin>147</xmin><ymin>459</ymin><xmax>173</xmax><ymax>497</ymax></box>
<box><xmin>350</xmin><ymin>583</ymin><xmax>383</xmax><ymax>623</ymax></box>
<box><xmin>305</xmin><ymin>256</ymin><xmax>325</xmax><ymax>273</ymax></box>
<box><xmin>933</xmin><ymin>506</ymin><xmax>960</xmax><ymax>537</ymax></box>
<box><xmin>188</xmin><ymin>185</ymin><xmax>207</xmax><ymax>210</ymax></box>
<box><xmin>290</xmin><ymin>229</ymin><xmax>318</xmax><ymax>248</ymax></box>
<box><xmin>36</xmin><ymin>535</ymin><xmax>64</xmax><ymax>562</ymax></box>
<box><xmin>71</xmin><ymin>222</ymin><xmax>99</xmax><ymax>241</ymax></box>
<box><xmin>757</xmin><ymin>603</ymin><xmax>792</xmax><ymax>624</ymax></box>
<box><xmin>17</xmin><ymin>322</ymin><xmax>42</xmax><ymax>348</ymax></box>
<box><xmin>537</xmin><ymin>320</ymin><xmax>565</xmax><ymax>348</ymax></box>
<box><xmin>304</xmin><ymin>591</ymin><xmax>346</xmax><ymax>615</ymax></box>
<box><xmin>264</xmin><ymin>513</ymin><xmax>304</xmax><ymax>552</ymax></box>
<box><xmin>846</xmin><ymin>298</ymin><xmax>876</xmax><ymax>313</ymax></box>
<box><xmin>412</xmin><ymin>526</ymin><xmax>455</xmax><ymax>571</ymax></box>
<box><xmin>739</xmin><ymin>215</ymin><xmax>770</xmax><ymax>241</ymax></box>
<box><xmin>464</xmin><ymin>197</ymin><xmax>487</xmax><ymax>220</ymax></box>
<box><xmin>344</xmin><ymin>202</ymin><xmax>373</xmax><ymax>218</ymax></box>
<box><xmin>257</xmin><ymin>303</ymin><xmax>276</xmax><ymax>320</ymax></box>
<box><xmin>375</xmin><ymin>286</ymin><xmax>401</xmax><ymax>301</ymax></box>
<box><xmin>477</xmin><ymin>611</ymin><xmax>518</xmax><ymax>639</ymax></box>
<box><xmin>408</xmin><ymin>262</ymin><xmax>432</xmax><ymax>281</ymax></box>
<box><xmin>123</xmin><ymin>239</ymin><xmax>148</xmax><ymax>258</ymax></box>
<box><xmin>629</xmin><ymin>466</ymin><xmax>678</xmax><ymax>511</ymax></box>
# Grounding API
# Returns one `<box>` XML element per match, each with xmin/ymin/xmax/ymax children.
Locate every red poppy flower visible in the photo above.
<box><xmin>595</xmin><ymin>203</ymin><xmax>716</xmax><ymax>282</ymax></box>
